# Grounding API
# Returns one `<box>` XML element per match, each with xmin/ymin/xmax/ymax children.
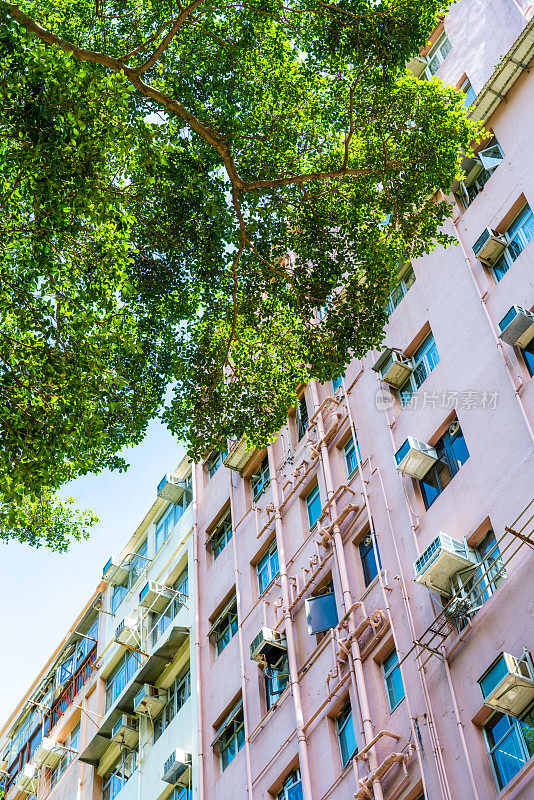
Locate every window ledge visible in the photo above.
<box><xmin>493</xmin><ymin>753</ymin><xmax>534</xmax><ymax>799</ymax></box>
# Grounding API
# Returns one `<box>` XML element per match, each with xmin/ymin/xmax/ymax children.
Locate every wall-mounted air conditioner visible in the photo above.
<box><xmin>115</xmin><ymin>612</ymin><xmax>139</xmax><ymax>645</ymax></box>
<box><xmin>111</xmin><ymin>715</ymin><xmax>139</xmax><ymax>748</ymax></box>
<box><xmin>498</xmin><ymin>305</ymin><xmax>534</xmax><ymax>349</ymax></box>
<box><xmin>414</xmin><ymin>533</ymin><xmax>476</xmax><ymax>595</ymax></box>
<box><xmin>13</xmin><ymin>763</ymin><xmax>37</xmax><ymax>794</ymax></box>
<box><xmin>139</xmin><ymin>581</ymin><xmax>172</xmax><ymax>613</ymax></box>
<box><xmin>157</xmin><ymin>474</ymin><xmax>188</xmax><ymax>502</ymax></box>
<box><xmin>133</xmin><ymin>684</ymin><xmax>167</xmax><ymax>717</ymax></box>
<box><xmin>480</xmin><ymin>652</ymin><xmax>534</xmax><ymax>717</ymax></box>
<box><xmin>372</xmin><ymin>348</ymin><xmax>414</xmax><ymax>389</ymax></box>
<box><xmin>162</xmin><ymin>748</ymin><xmax>192</xmax><ymax>785</ymax></box>
<box><xmin>395</xmin><ymin>437</ymin><xmax>438</xmax><ymax>480</ymax></box>
<box><xmin>102</xmin><ymin>555</ymin><xmax>129</xmax><ymax>585</ymax></box>
<box><xmin>472</xmin><ymin>227</ymin><xmax>507</xmax><ymax>265</ymax></box>
<box><xmin>31</xmin><ymin>736</ymin><xmax>62</xmax><ymax>769</ymax></box>
<box><xmin>406</xmin><ymin>55</ymin><xmax>427</xmax><ymax>78</ymax></box>
<box><xmin>250</xmin><ymin>628</ymin><xmax>287</xmax><ymax>665</ymax></box>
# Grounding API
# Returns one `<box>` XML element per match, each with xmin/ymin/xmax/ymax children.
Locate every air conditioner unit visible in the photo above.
<box><xmin>162</xmin><ymin>748</ymin><xmax>192</xmax><ymax>785</ymax></box>
<box><xmin>139</xmin><ymin>581</ymin><xmax>172</xmax><ymax>613</ymax></box>
<box><xmin>498</xmin><ymin>305</ymin><xmax>534</xmax><ymax>349</ymax></box>
<box><xmin>102</xmin><ymin>555</ymin><xmax>129</xmax><ymax>585</ymax></box>
<box><xmin>111</xmin><ymin>715</ymin><xmax>139</xmax><ymax>748</ymax></box>
<box><xmin>157</xmin><ymin>474</ymin><xmax>188</xmax><ymax>502</ymax></box>
<box><xmin>31</xmin><ymin>736</ymin><xmax>62</xmax><ymax>769</ymax></box>
<box><xmin>13</xmin><ymin>763</ymin><xmax>37</xmax><ymax>794</ymax></box>
<box><xmin>480</xmin><ymin>652</ymin><xmax>534</xmax><ymax>717</ymax></box>
<box><xmin>406</xmin><ymin>55</ymin><xmax>427</xmax><ymax>78</ymax></box>
<box><xmin>133</xmin><ymin>684</ymin><xmax>167</xmax><ymax>717</ymax></box>
<box><xmin>414</xmin><ymin>533</ymin><xmax>476</xmax><ymax>595</ymax></box>
<box><xmin>250</xmin><ymin>628</ymin><xmax>287</xmax><ymax>665</ymax></box>
<box><xmin>372</xmin><ymin>348</ymin><xmax>414</xmax><ymax>389</ymax></box>
<box><xmin>472</xmin><ymin>227</ymin><xmax>507</xmax><ymax>265</ymax></box>
<box><xmin>115</xmin><ymin>612</ymin><xmax>139</xmax><ymax>645</ymax></box>
<box><xmin>395</xmin><ymin>437</ymin><xmax>438</xmax><ymax>480</ymax></box>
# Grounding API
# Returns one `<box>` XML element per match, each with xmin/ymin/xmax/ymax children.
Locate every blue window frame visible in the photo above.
<box><xmin>49</xmin><ymin>722</ymin><xmax>79</xmax><ymax>789</ymax></box>
<box><xmin>523</xmin><ymin>342</ymin><xmax>534</xmax><ymax>377</ymax></box>
<box><xmin>305</xmin><ymin>484</ymin><xmax>321</xmax><ymax>530</ymax></box>
<box><xmin>153</xmin><ymin>664</ymin><xmax>191</xmax><ymax>742</ymax></box>
<box><xmin>399</xmin><ymin>333</ymin><xmax>440</xmax><ymax>406</ymax></box>
<box><xmin>461</xmin><ymin>77</ymin><xmax>476</xmax><ymax>107</ymax></box>
<box><xmin>102</xmin><ymin>749</ymin><xmax>137</xmax><ymax>800</ymax></box>
<box><xmin>207</xmin><ymin>449</ymin><xmax>227</xmax><ymax>479</ymax></box>
<box><xmin>419</xmin><ymin>421</ymin><xmax>469</xmax><ymax>509</ymax></box>
<box><xmin>296</xmin><ymin>395</ymin><xmax>309</xmax><ymax>441</ymax></box>
<box><xmin>252</xmin><ymin>456</ymin><xmax>270</xmax><ymax>502</ymax></box>
<box><xmin>151</xmin><ymin>568</ymin><xmax>188</xmax><ymax>646</ymax></box>
<box><xmin>211</xmin><ymin>512</ymin><xmax>233</xmax><ymax>559</ymax></box>
<box><xmin>343</xmin><ymin>437</ymin><xmax>361</xmax><ymax>476</ymax></box>
<box><xmin>337</xmin><ymin>703</ymin><xmax>358</xmax><ymax>768</ymax></box>
<box><xmin>265</xmin><ymin>653</ymin><xmax>289</xmax><ymax>710</ymax></box>
<box><xmin>212</xmin><ymin>598</ymin><xmax>238</xmax><ymax>656</ymax></box>
<box><xmin>277</xmin><ymin>771</ymin><xmax>303</xmax><ymax>800</ymax></box>
<box><xmin>484</xmin><ymin>707</ymin><xmax>534</xmax><ymax>790</ymax></box>
<box><xmin>382</xmin><ymin>649</ymin><xmax>405</xmax><ymax>711</ymax></box>
<box><xmin>424</xmin><ymin>32</ymin><xmax>451</xmax><ymax>78</ymax></box>
<box><xmin>493</xmin><ymin>205</ymin><xmax>534</xmax><ymax>282</ymax></box>
<box><xmin>217</xmin><ymin>703</ymin><xmax>245</xmax><ymax>772</ymax></box>
<box><xmin>331</xmin><ymin>376</ymin><xmax>343</xmax><ymax>393</ymax></box>
<box><xmin>359</xmin><ymin>533</ymin><xmax>381</xmax><ymax>587</ymax></box>
<box><xmin>385</xmin><ymin>265</ymin><xmax>415</xmax><ymax>316</ymax></box>
<box><xmin>105</xmin><ymin>651</ymin><xmax>138</xmax><ymax>711</ymax></box>
<box><xmin>257</xmin><ymin>541</ymin><xmax>279</xmax><ymax>595</ymax></box>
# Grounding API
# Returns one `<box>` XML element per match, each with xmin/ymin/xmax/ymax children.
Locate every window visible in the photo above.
<box><xmin>105</xmin><ymin>651</ymin><xmax>138</xmax><ymax>711</ymax></box>
<box><xmin>212</xmin><ymin>598</ymin><xmax>238</xmax><ymax>656</ymax></box>
<box><xmin>150</xmin><ymin>568</ymin><xmax>188</xmax><ymax>646</ymax></box>
<box><xmin>359</xmin><ymin>533</ymin><xmax>381</xmax><ymax>587</ymax></box>
<box><xmin>156</xmin><ymin>504</ymin><xmax>181</xmax><ymax>551</ymax></box>
<box><xmin>251</xmin><ymin>456</ymin><xmax>270</xmax><ymax>502</ymax></box>
<box><xmin>448</xmin><ymin>530</ymin><xmax>506</xmax><ymax>630</ymax></box>
<box><xmin>257</xmin><ymin>541</ymin><xmax>279</xmax><ymax>595</ymax></box>
<box><xmin>484</xmin><ymin>707</ymin><xmax>534</xmax><ymax>790</ymax></box>
<box><xmin>331</xmin><ymin>376</ymin><xmax>343</xmax><ymax>393</ymax></box>
<box><xmin>382</xmin><ymin>649</ymin><xmax>405</xmax><ymax>711</ymax></box>
<box><xmin>493</xmin><ymin>204</ymin><xmax>534</xmax><ymax>282</ymax></box>
<box><xmin>295</xmin><ymin>395</ymin><xmax>309</xmax><ymax>441</ymax></box>
<box><xmin>265</xmin><ymin>653</ymin><xmax>289</xmax><ymax>711</ymax></box>
<box><xmin>343</xmin><ymin>436</ymin><xmax>362</xmax><ymax>477</ymax></box>
<box><xmin>419</xmin><ymin>421</ymin><xmax>470</xmax><ymax>509</ymax></box>
<box><xmin>336</xmin><ymin>703</ymin><xmax>357</xmax><ymax>768</ymax></box>
<box><xmin>170</xmin><ymin>789</ymin><xmax>190</xmax><ymax>800</ymax></box>
<box><xmin>399</xmin><ymin>333</ymin><xmax>440</xmax><ymax>406</ymax></box>
<box><xmin>305</xmin><ymin>484</ymin><xmax>321</xmax><ymax>530</ymax></box>
<box><xmin>424</xmin><ymin>32</ymin><xmax>451</xmax><ymax>78</ymax></box>
<box><xmin>210</xmin><ymin>512</ymin><xmax>233</xmax><ymax>559</ymax></box>
<box><xmin>129</xmin><ymin>539</ymin><xmax>148</xmax><ymax>587</ymax></box>
<box><xmin>277</xmin><ymin>770</ymin><xmax>303</xmax><ymax>800</ymax></box>
<box><xmin>216</xmin><ymin>703</ymin><xmax>245</xmax><ymax>772</ymax></box>
<box><xmin>111</xmin><ymin>582</ymin><xmax>128</xmax><ymax>615</ymax></box>
<box><xmin>460</xmin><ymin>138</ymin><xmax>503</xmax><ymax>207</ymax></box>
<box><xmin>207</xmin><ymin>449</ymin><xmax>227</xmax><ymax>479</ymax></box>
<box><xmin>385</xmin><ymin>265</ymin><xmax>415</xmax><ymax>316</ymax></box>
<box><xmin>154</xmin><ymin>665</ymin><xmax>191</xmax><ymax>742</ymax></box>
<box><xmin>461</xmin><ymin>77</ymin><xmax>476</xmax><ymax>107</ymax></box>
<box><xmin>523</xmin><ymin>341</ymin><xmax>534</xmax><ymax>377</ymax></box>
<box><xmin>102</xmin><ymin>748</ymin><xmax>137</xmax><ymax>800</ymax></box>
<box><xmin>49</xmin><ymin>722</ymin><xmax>79</xmax><ymax>789</ymax></box>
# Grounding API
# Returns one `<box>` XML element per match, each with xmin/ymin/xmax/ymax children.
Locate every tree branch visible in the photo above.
<box><xmin>135</xmin><ymin>0</ymin><xmax>207</xmax><ymax>74</ymax></box>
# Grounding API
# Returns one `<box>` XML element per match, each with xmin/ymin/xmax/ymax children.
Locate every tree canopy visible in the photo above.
<box><xmin>0</xmin><ymin>0</ymin><xmax>480</xmax><ymax>548</ymax></box>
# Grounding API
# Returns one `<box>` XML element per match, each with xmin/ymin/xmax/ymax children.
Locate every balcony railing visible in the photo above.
<box><xmin>49</xmin><ymin>645</ymin><xmax>97</xmax><ymax>730</ymax></box>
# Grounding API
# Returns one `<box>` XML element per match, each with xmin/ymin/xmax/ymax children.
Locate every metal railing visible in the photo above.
<box><xmin>49</xmin><ymin>645</ymin><xmax>97</xmax><ymax>730</ymax></box>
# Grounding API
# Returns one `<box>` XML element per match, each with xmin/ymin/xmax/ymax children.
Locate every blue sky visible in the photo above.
<box><xmin>0</xmin><ymin>419</ymin><xmax>184</xmax><ymax>729</ymax></box>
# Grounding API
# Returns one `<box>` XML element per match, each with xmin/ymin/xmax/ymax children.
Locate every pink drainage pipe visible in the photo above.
<box><xmin>310</xmin><ymin>380</ymin><xmax>385</xmax><ymax>800</ymax></box>
<box><xmin>192</xmin><ymin>464</ymin><xmax>205</xmax><ymax>800</ymax></box>
<box><xmin>229</xmin><ymin>475</ymin><xmax>255</xmax><ymax>800</ymax></box>
<box><xmin>267</xmin><ymin>444</ymin><xmax>314</xmax><ymax>800</ymax></box>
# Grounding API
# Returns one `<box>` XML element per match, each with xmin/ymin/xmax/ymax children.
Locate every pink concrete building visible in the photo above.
<box><xmin>2</xmin><ymin>2</ymin><xmax>534</xmax><ymax>800</ymax></box>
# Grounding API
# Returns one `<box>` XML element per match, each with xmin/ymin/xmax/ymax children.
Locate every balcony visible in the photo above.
<box><xmin>49</xmin><ymin>645</ymin><xmax>97</xmax><ymax>730</ymax></box>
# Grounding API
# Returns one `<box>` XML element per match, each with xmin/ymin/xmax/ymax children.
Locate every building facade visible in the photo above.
<box><xmin>2</xmin><ymin>1</ymin><xmax>534</xmax><ymax>799</ymax></box>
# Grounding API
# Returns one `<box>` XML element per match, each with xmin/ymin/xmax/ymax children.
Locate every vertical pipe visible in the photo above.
<box><xmin>267</xmin><ymin>444</ymin><xmax>314</xmax><ymax>800</ymax></box>
<box><xmin>192</xmin><ymin>463</ymin><xmax>205</xmax><ymax>800</ymax></box>
<box><xmin>309</xmin><ymin>381</ymin><xmax>385</xmax><ymax>800</ymax></box>
<box><xmin>442</xmin><ymin>650</ymin><xmax>481</xmax><ymax>800</ymax></box>
<box><xmin>342</xmin><ymin>382</ymin><xmax>430</xmax><ymax>799</ymax></box>
<box><xmin>229</xmin><ymin>475</ymin><xmax>254</xmax><ymax>800</ymax></box>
